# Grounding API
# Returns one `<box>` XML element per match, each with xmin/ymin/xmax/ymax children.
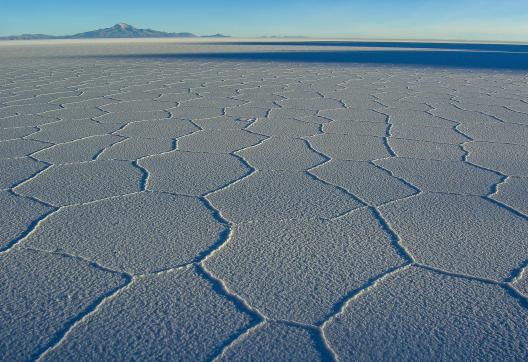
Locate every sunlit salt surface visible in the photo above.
<box><xmin>1</xmin><ymin>39</ymin><xmax>527</xmax><ymax>361</ymax></box>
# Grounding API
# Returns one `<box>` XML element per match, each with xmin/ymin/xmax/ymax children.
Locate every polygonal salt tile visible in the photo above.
<box><xmin>108</xmin><ymin>90</ymin><xmax>163</xmax><ymax>101</ymax></box>
<box><xmin>388</xmin><ymin>138</ymin><xmax>465</xmax><ymax>161</ymax></box>
<box><xmin>239</xmin><ymin>87</ymin><xmax>284</xmax><ymax>98</ymax></box>
<box><xmin>0</xmin><ymin>91</ymin><xmax>31</xmax><ymax>103</ymax></box>
<box><xmin>31</xmin><ymin>120</ymin><xmax>122</xmax><ymax>143</ymax></box>
<box><xmin>168</xmin><ymin>106</ymin><xmax>224</xmax><ymax>120</ymax></box>
<box><xmin>378</xmin><ymin>99</ymin><xmax>432</xmax><ymax>111</ymax></box>
<box><xmin>52</xmin><ymin>95</ymin><xmax>109</xmax><ymax>106</ymax></box>
<box><xmin>342</xmin><ymin>98</ymin><xmax>383</xmax><ymax>110</ymax></box>
<box><xmin>15</xmin><ymin>160</ymin><xmax>141</xmax><ymax>206</ymax></box>
<box><xmin>465</xmin><ymin>142</ymin><xmax>528</xmax><ymax>176</ymax></box>
<box><xmin>180</xmin><ymin>97</ymin><xmax>247</xmax><ymax>108</ymax></box>
<box><xmin>61</xmin><ymin>98</ymin><xmax>115</xmax><ymax>109</ymax></box>
<box><xmin>276</xmin><ymin>89</ymin><xmax>323</xmax><ymax>99</ymax></box>
<box><xmin>208</xmin><ymin>170</ymin><xmax>361</xmax><ymax>222</ymax></box>
<box><xmin>221</xmin><ymin>323</ymin><xmax>327</xmax><ymax>361</ymax></box>
<box><xmin>0</xmin><ymin>139</ymin><xmax>50</xmax><ymax>159</ymax></box>
<box><xmin>25</xmin><ymin>193</ymin><xmax>223</xmax><ymax>274</ymax></box>
<box><xmin>267</xmin><ymin>108</ymin><xmax>317</xmax><ymax>119</ymax></box>
<box><xmin>117</xmin><ymin>119</ymin><xmax>198</xmax><ymax>139</ymax></box>
<box><xmin>195</xmin><ymin>88</ymin><xmax>242</xmax><ymax>98</ymax></box>
<box><xmin>197</xmin><ymin>89</ymin><xmax>242</xmax><ymax>99</ymax></box>
<box><xmin>324</xmin><ymin>120</ymin><xmax>388</xmax><ymax>136</ymax></box>
<box><xmin>390</xmin><ymin>123</ymin><xmax>469</xmax><ymax>144</ymax></box>
<box><xmin>408</xmin><ymin>97</ymin><xmax>451</xmax><ymax>110</ymax></box>
<box><xmin>0</xmin><ymin>126</ymin><xmax>38</xmax><ymax>141</ymax></box>
<box><xmin>297</xmin><ymin>115</ymin><xmax>334</xmax><ymax>124</ymax></box>
<box><xmin>238</xmin><ymin>99</ymin><xmax>280</xmax><ymax>109</ymax></box>
<box><xmin>160</xmin><ymin>84</ymin><xmax>194</xmax><ymax>93</ymax></box>
<box><xmin>6</xmin><ymin>91</ymin><xmax>80</xmax><ymax>106</ymax></box>
<box><xmin>326</xmin><ymin>267</ymin><xmax>528</xmax><ymax>361</ymax></box>
<box><xmin>100</xmin><ymin>100</ymin><xmax>177</xmax><ymax>113</ymax></box>
<box><xmin>192</xmin><ymin>116</ymin><xmax>252</xmax><ymax>130</ymax></box>
<box><xmin>385</xmin><ymin>109</ymin><xmax>457</xmax><ymax>127</ymax></box>
<box><xmin>0</xmin><ymin>115</ymin><xmax>58</xmax><ymax>128</ymax></box>
<box><xmin>98</xmin><ymin>138</ymin><xmax>173</xmax><ymax>160</ymax></box>
<box><xmin>0</xmin><ymin>248</ymin><xmax>127</xmax><ymax>362</ymax></box>
<box><xmin>467</xmin><ymin>104</ymin><xmax>528</xmax><ymax>125</ymax></box>
<box><xmin>491</xmin><ymin>177</ymin><xmax>528</xmax><ymax>215</ymax></box>
<box><xmin>308</xmin><ymin>134</ymin><xmax>390</xmax><ymax>161</ymax></box>
<box><xmin>507</xmin><ymin>101</ymin><xmax>528</xmax><ymax>115</ymax></box>
<box><xmin>236</xmin><ymin>92</ymin><xmax>282</xmax><ymax>103</ymax></box>
<box><xmin>247</xmin><ymin>117</ymin><xmax>320</xmax><ymax>137</ymax></box>
<box><xmin>431</xmin><ymin>105</ymin><xmax>502</xmax><ymax>125</ymax></box>
<box><xmin>94</xmin><ymin>110</ymin><xmax>170</xmax><ymax>123</ymax></box>
<box><xmin>43</xmin><ymin>268</ymin><xmax>253</xmax><ymax>361</ymax></box>
<box><xmin>178</xmin><ymin>130</ymin><xmax>265</xmax><ymax>154</ymax></box>
<box><xmin>0</xmin><ymin>103</ymin><xmax>61</xmax><ymax>117</ymax></box>
<box><xmin>0</xmin><ymin>158</ymin><xmax>47</xmax><ymax>189</ymax></box>
<box><xmin>75</xmin><ymin>88</ymin><xmax>120</xmax><ymax>99</ymax></box>
<box><xmin>319</xmin><ymin>108</ymin><xmax>387</xmax><ymax>123</ymax></box>
<box><xmin>330</xmin><ymin>91</ymin><xmax>377</xmax><ymax>101</ymax></box>
<box><xmin>379</xmin><ymin>193</ymin><xmax>528</xmax><ymax>280</ymax></box>
<box><xmin>225</xmin><ymin>106</ymin><xmax>269</xmax><ymax>120</ymax></box>
<box><xmin>156</xmin><ymin>92</ymin><xmax>202</xmax><ymax>103</ymax></box>
<box><xmin>205</xmin><ymin>208</ymin><xmax>405</xmax><ymax>323</ymax></box>
<box><xmin>40</xmin><ymin>107</ymin><xmax>105</xmax><ymax>120</ymax></box>
<box><xmin>278</xmin><ymin>98</ymin><xmax>344</xmax><ymax>111</ymax></box>
<box><xmin>0</xmin><ymin>191</ymin><xmax>53</xmax><ymax>250</ymax></box>
<box><xmin>140</xmin><ymin>151</ymin><xmax>249</xmax><ymax>196</ymax></box>
<box><xmin>32</xmin><ymin>135</ymin><xmax>123</xmax><ymax>164</ymax></box>
<box><xmin>237</xmin><ymin>138</ymin><xmax>326</xmax><ymax>170</ymax></box>
<box><xmin>376</xmin><ymin>158</ymin><xmax>501</xmax><ymax>195</ymax></box>
<box><xmin>459</xmin><ymin>122</ymin><xmax>528</xmax><ymax>146</ymax></box>
<box><xmin>311</xmin><ymin>160</ymin><xmax>416</xmax><ymax>205</ymax></box>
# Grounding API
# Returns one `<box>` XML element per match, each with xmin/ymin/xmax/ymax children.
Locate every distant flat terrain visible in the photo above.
<box><xmin>1</xmin><ymin>39</ymin><xmax>527</xmax><ymax>361</ymax></box>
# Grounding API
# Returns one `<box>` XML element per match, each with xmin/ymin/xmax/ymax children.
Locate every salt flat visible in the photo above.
<box><xmin>1</xmin><ymin>39</ymin><xmax>527</xmax><ymax>361</ymax></box>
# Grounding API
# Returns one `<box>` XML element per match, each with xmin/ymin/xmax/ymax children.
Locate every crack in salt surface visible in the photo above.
<box><xmin>34</xmin><ymin>275</ymin><xmax>134</xmax><ymax>361</ymax></box>
<box><xmin>196</xmin><ymin>195</ymin><xmax>267</xmax><ymax>359</ymax></box>
<box><xmin>0</xmin><ymin>207</ymin><xmax>58</xmax><ymax>254</ymax></box>
<box><xmin>307</xmin><ymin>158</ymin><xmax>416</xmax><ymax>269</ymax></box>
<box><xmin>375</xmin><ymin>109</ymin><xmax>397</xmax><ymax>157</ymax></box>
<box><xmin>320</xmin><ymin>264</ymin><xmax>412</xmax><ymax>360</ymax></box>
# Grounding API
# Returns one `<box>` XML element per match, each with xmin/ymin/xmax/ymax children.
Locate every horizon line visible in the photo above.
<box><xmin>1</xmin><ymin>23</ymin><xmax>526</xmax><ymax>44</ymax></box>
<box><xmin>1</xmin><ymin>36</ymin><xmax>528</xmax><ymax>45</ymax></box>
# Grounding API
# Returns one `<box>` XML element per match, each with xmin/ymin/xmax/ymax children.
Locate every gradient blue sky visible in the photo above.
<box><xmin>3</xmin><ymin>0</ymin><xmax>528</xmax><ymax>41</ymax></box>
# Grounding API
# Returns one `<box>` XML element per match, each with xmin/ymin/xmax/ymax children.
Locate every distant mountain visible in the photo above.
<box><xmin>67</xmin><ymin>23</ymin><xmax>197</xmax><ymax>39</ymax></box>
<box><xmin>0</xmin><ymin>23</ymin><xmax>229</xmax><ymax>40</ymax></box>
<box><xmin>202</xmin><ymin>33</ymin><xmax>231</xmax><ymax>38</ymax></box>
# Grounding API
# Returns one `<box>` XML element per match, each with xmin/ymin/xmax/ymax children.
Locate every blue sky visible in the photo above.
<box><xmin>2</xmin><ymin>0</ymin><xmax>527</xmax><ymax>40</ymax></box>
